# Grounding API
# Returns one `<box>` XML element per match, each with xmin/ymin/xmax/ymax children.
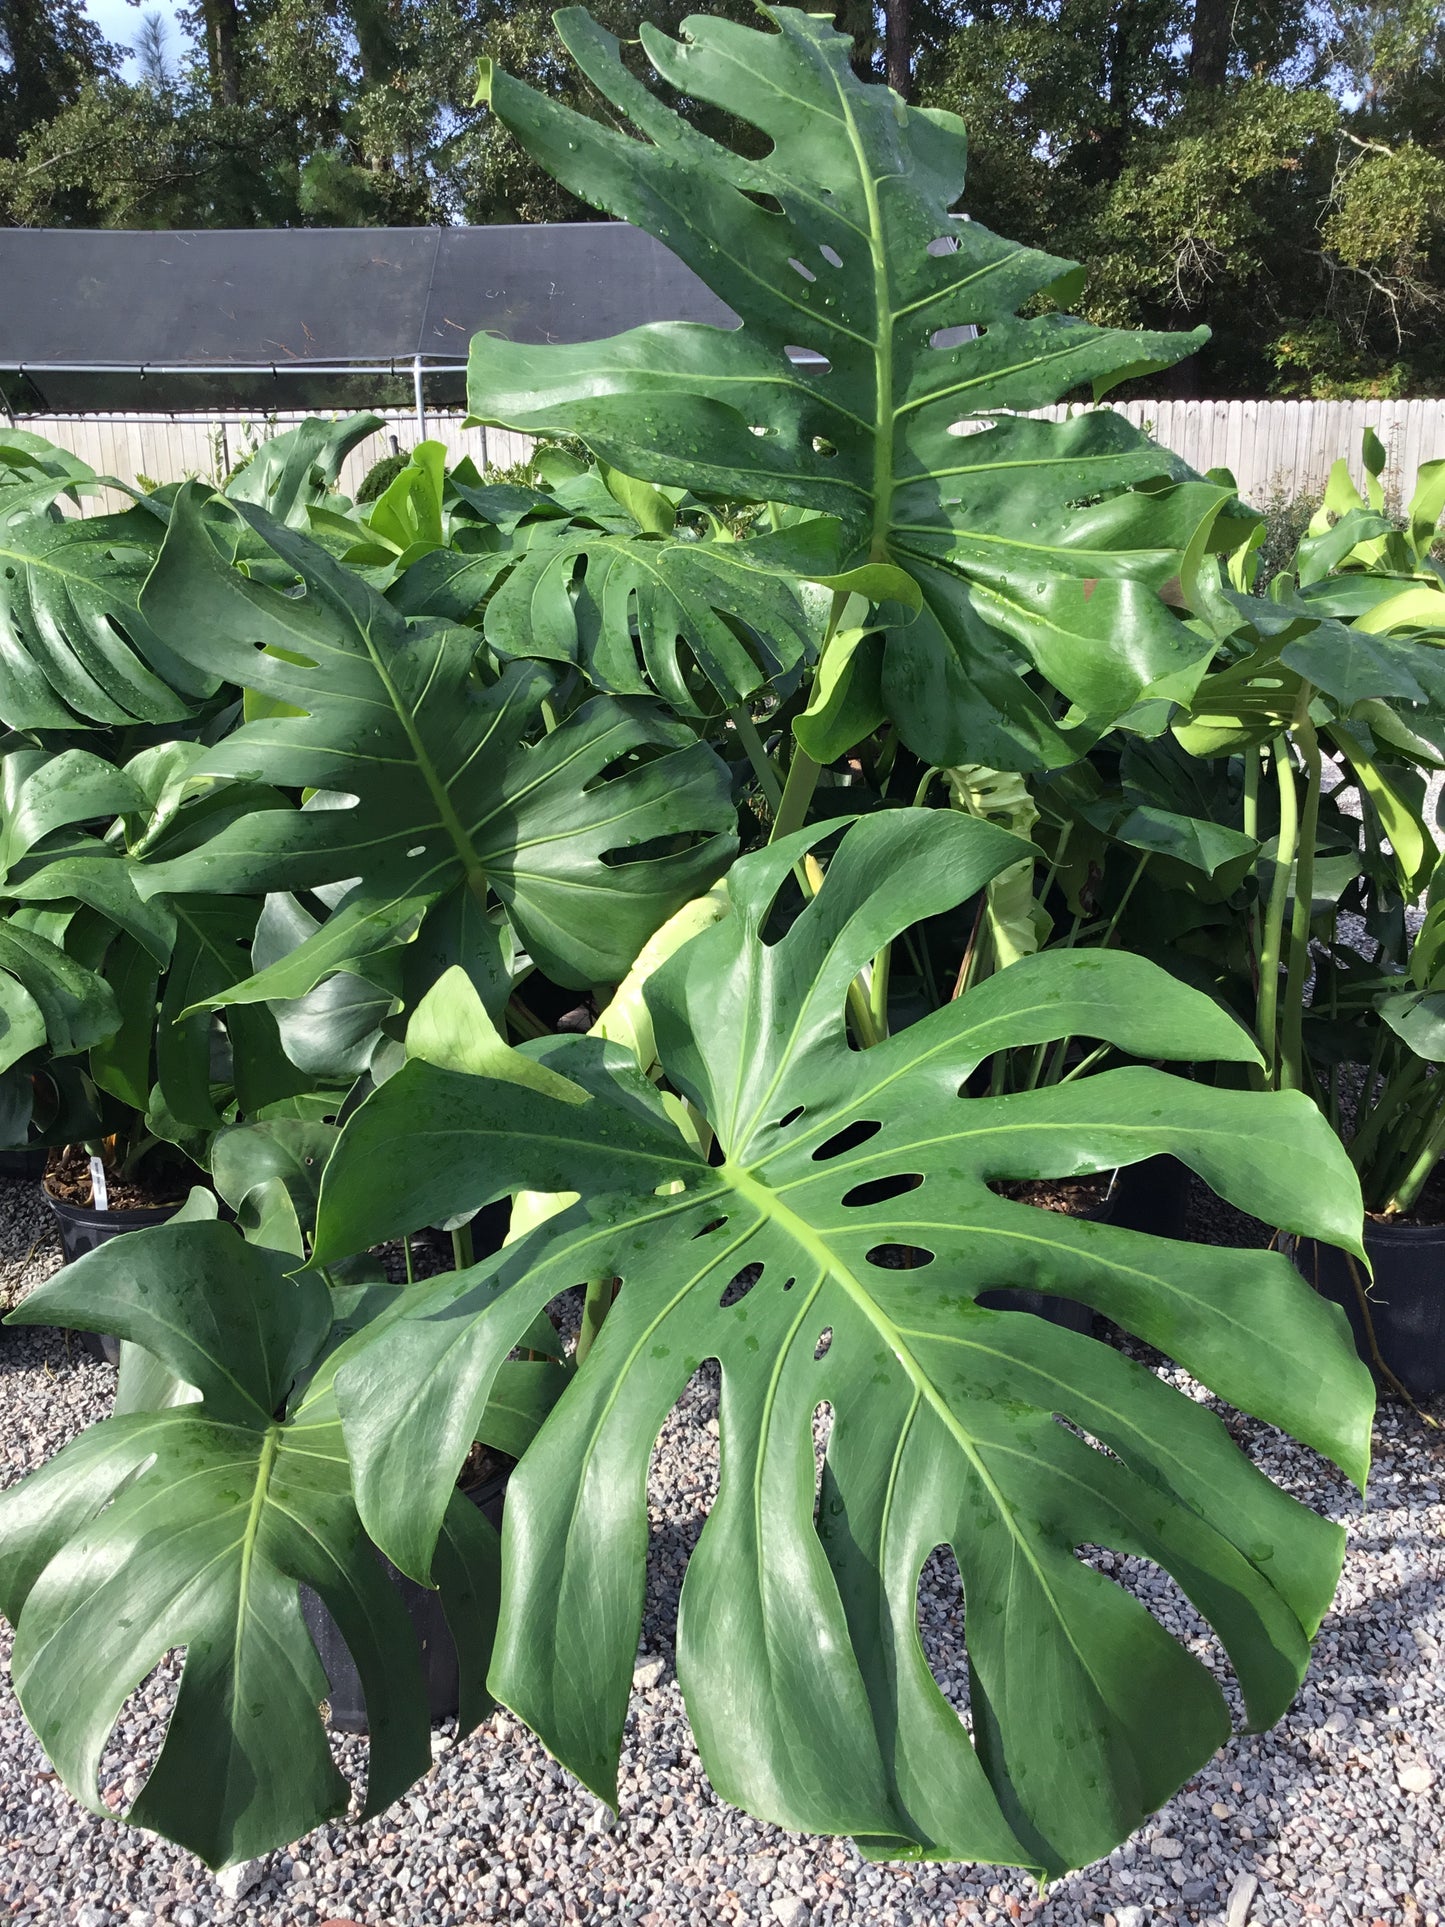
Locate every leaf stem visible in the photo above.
<box><xmin>731</xmin><ymin>705</ymin><xmax>784</xmax><ymax>813</ymax></box>
<box><xmin>1101</xmin><ymin>851</ymin><xmax>1150</xmax><ymax>948</ymax></box>
<box><xmin>1350</xmin><ymin>1054</ymin><xmax>1427</xmax><ymax>1189</ymax></box>
<box><xmin>1257</xmin><ymin>734</ymin><xmax>1298</xmax><ymax>1087</ymax></box>
<box><xmin>867</xmin><ymin>940</ymin><xmax>891</xmax><ymax>1037</ymax></box>
<box><xmin>774</xmin><ymin>744</ymin><xmax>821</xmax><ymax>844</ymax></box>
<box><xmin>1278</xmin><ymin>689</ymin><xmax>1320</xmax><ymax>1091</ymax></box>
<box><xmin>451</xmin><ymin>1221</ymin><xmax>474</xmax><ymax>1271</ymax></box>
<box><xmin>576</xmin><ymin>1274</ymin><xmax>613</xmax><ymax>1366</ymax></box>
<box><xmin>1387</xmin><ymin>1109</ymin><xmax>1445</xmax><ymax>1210</ymax></box>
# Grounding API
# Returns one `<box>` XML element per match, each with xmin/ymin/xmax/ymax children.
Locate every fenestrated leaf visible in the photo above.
<box><xmin>0</xmin><ymin>498</ymin><xmax>217</xmax><ymax>731</ymax></box>
<box><xmin>483</xmin><ymin>525</ymin><xmax>820</xmax><ymax>713</ymax></box>
<box><xmin>1376</xmin><ymin>986</ymin><xmax>1445</xmax><ymax>1062</ymax></box>
<box><xmin>132</xmin><ymin>487</ymin><xmax>738</xmax><ymax>995</ymax></box>
<box><xmin>315</xmin><ymin>808</ymin><xmax>1370</xmax><ymax>1879</ymax></box>
<box><xmin>0</xmin><ymin>1217</ymin><xmax>498</xmax><ymax>1869</ymax></box>
<box><xmin>225</xmin><ymin>414</ymin><xmax>382</xmax><ymax>529</ymax></box>
<box><xmin>468</xmin><ymin>8</ymin><xmax>1233</xmax><ymax>767</ymax></box>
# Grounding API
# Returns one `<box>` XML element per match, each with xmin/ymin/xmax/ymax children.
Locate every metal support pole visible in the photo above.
<box><xmin>413</xmin><ymin>355</ymin><xmax>427</xmax><ymax>440</ymax></box>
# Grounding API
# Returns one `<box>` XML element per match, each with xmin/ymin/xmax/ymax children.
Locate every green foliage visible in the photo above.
<box><xmin>469</xmin><ymin>5</ymin><xmax>1236</xmax><ymax>771</ymax></box>
<box><xmin>4</xmin><ymin>0</ymin><xmax>1441</xmax><ymax>396</ymax></box>
<box><xmin>0</xmin><ymin>12</ymin><xmax>1395</xmax><ymax>1885</ymax></box>
<box><xmin>1255</xmin><ymin>486</ymin><xmax>1322</xmax><ymax>584</ymax></box>
<box><xmin>0</xmin><ymin>1215</ymin><xmax>501</xmax><ymax>1869</ymax></box>
<box><xmin>316</xmin><ymin>811</ymin><xmax>1370</xmax><ymax>1878</ymax></box>
<box><xmin>132</xmin><ymin>485</ymin><xmax>738</xmax><ymax>995</ymax></box>
<box><xmin>913</xmin><ymin>0</ymin><xmax>1444</xmax><ymax>398</ymax></box>
<box><xmin>356</xmin><ymin>447</ymin><xmax>411</xmax><ymax>503</ymax></box>
<box><xmin>0</xmin><ymin>0</ymin><xmax>115</xmax><ymax>160</ymax></box>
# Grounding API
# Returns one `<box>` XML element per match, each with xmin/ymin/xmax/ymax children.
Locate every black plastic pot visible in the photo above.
<box><xmin>43</xmin><ymin>1185</ymin><xmax>183</xmax><ymax>1366</ymax></box>
<box><xmin>977</xmin><ymin>1176</ymin><xmax>1117</xmax><ymax>1334</ymax></box>
<box><xmin>302</xmin><ymin>1471</ymin><xmax>509</xmax><ymax>1733</ymax></box>
<box><xmin>1110</xmin><ymin>1155</ymin><xmax>1193</xmax><ymax>1241</ymax></box>
<box><xmin>1297</xmin><ymin>1219</ymin><xmax>1445</xmax><ymax>1403</ymax></box>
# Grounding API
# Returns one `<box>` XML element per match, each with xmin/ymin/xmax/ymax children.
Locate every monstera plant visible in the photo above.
<box><xmin>0</xmin><ymin>1</ymin><xmax>1378</xmax><ymax>1890</ymax></box>
<box><xmin>464</xmin><ymin>5</ymin><xmax>1256</xmax><ymax>779</ymax></box>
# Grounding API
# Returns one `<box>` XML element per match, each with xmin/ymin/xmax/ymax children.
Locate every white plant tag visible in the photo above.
<box><xmin>89</xmin><ymin>1155</ymin><xmax>109</xmax><ymax>1212</ymax></box>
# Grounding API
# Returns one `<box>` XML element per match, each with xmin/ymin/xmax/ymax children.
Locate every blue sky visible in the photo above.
<box><xmin>84</xmin><ymin>0</ymin><xmax>185</xmax><ymax>77</ymax></box>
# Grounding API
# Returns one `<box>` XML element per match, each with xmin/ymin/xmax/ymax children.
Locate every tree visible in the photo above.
<box><xmin>914</xmin><ymin>0</ymin><xmax>1443</xmax><ymax>396</ymax></box>
<box><xmin>135</xmin><ymin>10</ymin><xmax>174</xmax><ymax>93</ymax></box>
<box><xmin>0</xmin><ymin>0</ymin><xmax>115</xmax><ymax>159</ymax></box>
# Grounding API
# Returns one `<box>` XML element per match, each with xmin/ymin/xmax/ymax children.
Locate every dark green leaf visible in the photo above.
<box><xmin>0</xmin><ymin>1219</ymin><xmax>496</xmax><ymax>1869</ymax></box>
<box><xmin>134</xmin><ymin>489</ymin><xmax>738</xmax><ymax>993</ymax></box>
<box><xmin>318</xmin><ymin>809</ymin><xmax>1369</xmax><ymax>1879</ymax></box>
<box><xmin>469</xmin><ymin>9</ymin><xmax>1230</xmax><ymax>766</ymax></box>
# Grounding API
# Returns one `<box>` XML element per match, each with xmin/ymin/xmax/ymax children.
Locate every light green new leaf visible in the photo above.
<box><xmin>132</xmin><ymin>487</ymin><xmax>737</xmax><ymax>995</ymax></box>
<box><xmin>0</xmin><ymin>1218</ymin><xmax>498</xmax><ymax>1870</ymax></box>
<box><xmin>468</xmin><ymin>8</ymin><xmax>1232</xmax><ymax>766</ymax></box>
<box><xmin>316</xmin><ymin>808</ymin><xmax>1369</xmax><ymax>1879</ymax></box>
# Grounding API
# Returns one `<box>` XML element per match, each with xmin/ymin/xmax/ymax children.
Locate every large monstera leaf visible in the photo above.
<box><xmin>0</xmin><ymin>1218</ymin><xmax>500</xmax><ymax>1869</ymax></box>
<box><xmin>131</xmin><ymin>485</ymin><xmax>738</xmax><ymax>999</ymax></box>
<box><xmin>314</xmin><ymin>808</ymin><xmax>1371</xmax><ymax>1878</ymax></box>
<box><xmin>0</xmin><ymin>452</ymin><xmax>217</xmax><ymax>729</ymax></box>
<box><xmin>466</xmin><ymin>7</ymin><xmax>1236</xmax><ymax>768</ymax></box>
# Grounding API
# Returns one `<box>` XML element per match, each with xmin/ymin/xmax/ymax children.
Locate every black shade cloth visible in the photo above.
<box><xmin>0</xmin><ymin>223</ymin><xmax>736</xmax><ymax>415</ymax></box>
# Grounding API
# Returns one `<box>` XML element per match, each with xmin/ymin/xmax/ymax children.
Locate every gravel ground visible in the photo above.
<box><xmin>1</xmin><ymin>1173</ymin><xmax>1442</xmax><ymax>1927</ymax></box>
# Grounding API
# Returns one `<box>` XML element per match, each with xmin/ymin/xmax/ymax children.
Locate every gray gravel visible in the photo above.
<box><xmin>1</xmin><ymin>1173</ymin><xmax>1442</xmax><ymax>1927</ymax></box>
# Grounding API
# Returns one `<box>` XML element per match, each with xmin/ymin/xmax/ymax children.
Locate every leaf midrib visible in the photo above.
<box><xmin>834</xmin><ymin>80</ymin><xmax>896</xmax><ymax>563</ymax></box>
<box><xmin>718</xmin><ymin>1159</ymin><xmax>1106</xmax><ymax>1698</ymax></box>
<box><xmin>231</xmin><ymin>1422</ymin><xmax>281</xmax><ymax>1714</ymax></box>
<box><xmin>354</xmin><ymin>622</ymin><xmax>488</xmax><ymax>901</ymax></box>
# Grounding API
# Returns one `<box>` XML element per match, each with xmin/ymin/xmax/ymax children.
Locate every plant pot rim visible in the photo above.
<box><xmin>41</xmin><ymin>1181</ymin><xmax>182</xmax><ymax>1227</ymax></box>
<box><xmin>1362</xmin><ymin>1212</ymin><xmax>1445</xmax><ymax>1244</ymax></box>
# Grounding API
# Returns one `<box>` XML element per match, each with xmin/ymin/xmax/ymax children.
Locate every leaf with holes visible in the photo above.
<box><xmin>466</xmin><ymin>7</ymin><xmax>1235</xmax><ymax>767</ymax></box>
<box><xmin>224</xmin><ymin>413</ymin><xmax>383</xmax><ymax>530</ymax></box>
<box><xmin>482</xmin><ymin>522</ymin><xmax>823</xmax><ymax>714</ymax></box>
<box><xmin>129</xmin><ymin>485</ymin><xmax>738</xmax><ymax>999</ymax></box>
<box><xmin>0</xmin><ymin>1216</ymin><xmax>500</xmax><ymax>1870</ymax></box>
<box><xmin>313</xmin><ymin>806</ymin><xmax>1370</xmax><ymax>1878</ymax></box>
<box><xmin>0</xmin><ymin>469</ymin><xmax>218</xmax><ymax>730</ymax></box>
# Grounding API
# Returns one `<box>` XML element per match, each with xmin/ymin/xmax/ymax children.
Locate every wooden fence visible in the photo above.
<box><xmin>13</xmin><ymin>397</ymin><xmax>1445</xmax><ymax>513</ymax></box>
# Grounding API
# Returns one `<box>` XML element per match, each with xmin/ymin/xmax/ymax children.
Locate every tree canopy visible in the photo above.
<box><xmin>0</xmin><ymin>0</ymin><xmax>1440</xmax><ymax>397</ymax></box>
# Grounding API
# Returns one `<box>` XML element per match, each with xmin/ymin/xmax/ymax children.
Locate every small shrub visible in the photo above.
<box><xmin>1256</xmin><ymin>485</ymin><xmax>1320</xmax><ymax>584</ymax></box>
<box><xmin>356</xmin><ymin>448</ymin><xmax>411</xmax><ymax>503</ymax></box>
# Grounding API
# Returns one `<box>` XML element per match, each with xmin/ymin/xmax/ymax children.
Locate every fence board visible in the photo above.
<box><xmin>15</xmin><ymin>398</ymin><xmax>1445</xmax><ymax>516</ymax></box>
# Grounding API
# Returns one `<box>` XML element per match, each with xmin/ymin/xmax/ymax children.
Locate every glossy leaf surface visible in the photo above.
<box><xmin>468</xmin><ymin>8</ymin><xmax>1233</xmax><ymax>766</ymax></box>
<box><xmin>317</xmin><ymin>809</ymin><xmax>1370</xmax><ymax>1878</ymax></box>
<box><xmin>132</xmin><ymin>487</ymin><xmax>738</xmax><ymax>994</ymax></box>
<box><xmin>0</xmin><ymin>1219</ymin><xmax>497</xmax><ymax>1869</ymax></box>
